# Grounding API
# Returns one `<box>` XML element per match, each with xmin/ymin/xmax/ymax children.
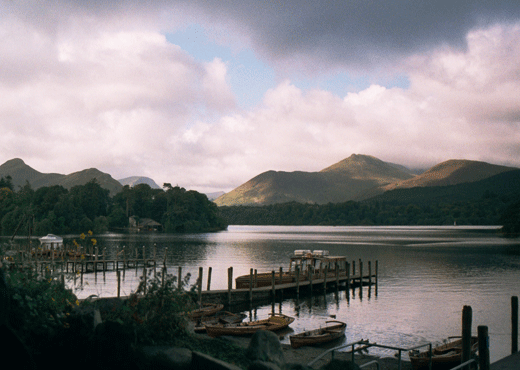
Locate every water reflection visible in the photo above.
<box><xmin>3</xmin><ymin>225</ymin><xmax>520</xmax><ymax>363</ymax></box>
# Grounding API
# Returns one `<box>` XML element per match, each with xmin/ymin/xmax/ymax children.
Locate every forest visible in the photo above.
<box><xmin>218</xmin><ymin>189</ymin><xmax>520</xmax><ymax>235</ymax></box>
<box><xmin>0</xmin><ymin>176</ymin><xmax>227</xmax><ymax>236</ymax></box>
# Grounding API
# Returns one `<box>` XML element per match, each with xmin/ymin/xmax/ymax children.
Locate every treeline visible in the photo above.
<box><xmin>219</xmin><ymin>191</ymin><xmax>519</xmax><ymax>228</ymax></box>
<box><xmin>0</xmin><ymin>176</ymin><xmax>227</xmax><ymax>236</ymax></box>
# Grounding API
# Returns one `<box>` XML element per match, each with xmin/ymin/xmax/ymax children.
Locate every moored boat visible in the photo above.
<box><xmin>235</xmin><ymin>250</ymin><xmax>348</xmax><ymax>289</ymax></box>
<box><xmin>289</xmin><ymin>320</ymin><xmax>347</xmax><ymax>348</ymax></box>
<box><xmin>193</xmin><ymin>311</ymin><xmax>247</xmax><ymax>333</ymax></box>
<box><xmin>409</xmin><ymin>336</ymin><xmax>478</xmax><ymax>370</ymax></box>
<box><xmin>188</xmin><ymin>303</ymin><xmax>224</xmax><ymax>319</ymax></box>
<box><xmin>204</xmin><ymin>313</ymin><xmax>295</xmax><ymax>338</ymax></box>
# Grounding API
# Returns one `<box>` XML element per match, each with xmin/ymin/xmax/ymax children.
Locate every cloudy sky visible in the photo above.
<box><xmin>1</xmin><ymin>1</ymin><xmax>520</xmax><ymax>192</ymax></box>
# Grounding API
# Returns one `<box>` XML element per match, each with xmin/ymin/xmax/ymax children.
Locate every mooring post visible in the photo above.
<box><xmin>346</xmin><ymin>262</ymin><xmax>351</xmax><ymax>292</ymax></box>
<box><xmin>352</xmin><ymin>260</ymin><xmax>356</xmax><ymax>275</ymax></box>
<box><xmin>271</xmin><ymin>270</ymin><xmax>276</xmax><ymax>300</ymax></box>
<box><xmin>368</xmin><ymin>261</ymin><xmax>372</xmax><ymax>286</ymax></box>
<box><xmin>142</xmin><ymin>266</ymin><xmax>147</xmax><ymax>294</ymax></box>
<box><xmin>323</xmin><ymin>266</ymin><xmax>327</xmax><ymax>294</ymax></box>
<box><xmin>513</xmin><ymin>296</ymin><xmax>519</xmax><ymax>354</ymax></box>
<box><xmin>462</xmin><ymin>305</ymin><xmax>472</xmax><ymax>369</ymax></box>
<box><xmin>309</xmin><ymin>266</ymin><xmax>313</xmax><ymax>292</ymax></box>
<box><xmin>207</xmin><ymin>267</ymin><xmax>212</xmax><ymax>291</ymax></box>
<box><xmin>254</xmin><ymin>269</ymin><xmax>258</xmax><ymax>288</ymax></box>
<box><xmin>296</xmin><ymin>266</ymin><xmax>300</xmax><ymax>297</ymax></box>
<box><xmin>117</xmin><ymin>270</ymin><xmax>121</xmax><ymax>298</ymax></box>
<box><xmin>228</xmin><ymin>267</ymin><xmax>233</xmax><ymax>305</ymax></box>
<box><xmin>279</xmin><ymin>266</ymin><xmax>283</xmax><ymax>284</ymax></box>
<box><xmin>335</xmin><ymin>261</ymin><xmax>339</xmax><ymax>289</ymax></box>
<box><xmin>198</xmin><ymin>267</ymin><xmax>203</xmax><ymax>307</ymax></box>
<box><xmin>359</xmin><ymin>260</ymin><xmax>363</xmax><ymax>286</ymax></box>
<box><xmin>478</xmin><ymin>325</ymin><xmax>490</xmax><ymax>370</ymax></box>
<box><xmin>178</xmin><ymin>266</ymin><xmax>182</xmax><ymax>290</ymax></box>
<box><xmin>249</xmin><ymin>268</ymin><xmax>253</xmax><ymax>304</ymax></box>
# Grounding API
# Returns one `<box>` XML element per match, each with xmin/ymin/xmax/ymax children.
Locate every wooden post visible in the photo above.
<box><xmin>198</xmin><ymin>267</ymin><xmax>203</xmax><ymax>307</ymax></box>
<box><xmin>478</xmin><ymin>325</ymin><xmax>490</xmax><ymax>370</ymax></box>
<box><xmin>323</xmin><ymin>266</ymin><xmax>328</xmax><ymax>293</ymax></box>
<box><xmin>368</xmin><ymin>261</ymin><xmax>372</xmax><ymax>286</ymax></box>
<box><xmin>117</xmin><ymin>270</ymin><xmax>121</xmax><ymax>298</ymax></box>
<box><xmin>352</xmin><ymin>260</ymin><xmax>355</xmax><ymax>275</ymax></box>
<box><xmin>207</xmin><ymin>267</ymin><xmax>212</xmax><ymax>291</ymax></box>
<box><xmin>335</xmin><ymin>261</ymin><xmax>339</xmax><ymax>288</ymax></box>
<box><xmin>178</xmin><ymin>266</ymin><xmax>182</xmax><ymax>290</ymax></box>
<box><xmin>271</xmin><ymin>270</ymin><xmax>276</xmax><ymax>299</ymax></box>
<box><xmin>163</xmin><ymin>247</ymin><xmax>168</xmax><ymax>269</ymax></box>
<box><xmin>249</xmin><ymin>268</ymin><xmax>253</xmax><ymax>304</ymax></box>
<box><xmin>346</xmin><ymin>262</ymin><xmax>351</xmax><ymax>291</ymax></box>
<box><xmin>359</xmin><ymin>260</ymin><xmax>363</xmax><ymax>287</ymax></box>
<box><xmin>513</xmin><ymin>296</ymin><xmax>519</xmax><ymax>354</ymax></box>
<box><xmin>462</xmin><ymin>305</ymin><xmax>472</xmax><ymax>369</ymax></box>
<box><xmin>295</xmin><ymin>266</ymin><xmax>300</xmax><ymax>297</ymax></box>
<box><xmin>227</xmin><ymin>267</ymin><xmax>233</xmax><ymax>305</ymax></box>
<box><xmin>254</xmin><ymin>269</ymin><xmax>258</xmax><ymax>288</ymax></box>
<box><xmin>142</xmin><ymin>267</ymin><xmax>147</xmax><ymax>294</ymax></box>
<box><xmin>279</xmin><ymin>267</ymin><xmax>283</xmax><ymax>284</ymax></box>
<box><xmin>309</xmin><ymin>266</ymin><xmax>313</xmax><ymax>292</ymax></box>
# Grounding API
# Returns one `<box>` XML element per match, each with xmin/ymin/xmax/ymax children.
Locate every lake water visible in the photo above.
<box><xmin>9</xmin><ymin>225</ymin><xmax>520</xmax><ymax>362</ymax></box>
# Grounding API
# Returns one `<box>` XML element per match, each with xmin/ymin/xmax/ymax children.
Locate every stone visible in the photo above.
<box><xmin>319</xmin><ymin>359</ymin><xmax>361</xmax><ymax>370</ymax></box>
<box><xmin>246</xmin><ymin>330</ymin><xmax>285</xmax><ymax>368</ymax></box>
<box><xmin>139</xmin><ymin>346</ymin><xmax>193</xmax><ymax>370</ymax></box>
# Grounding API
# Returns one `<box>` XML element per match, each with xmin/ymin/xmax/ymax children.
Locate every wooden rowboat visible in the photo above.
<box><xmin>409</xmin><ymin>336</ymin><xmax>478</xmax><ymax>370</ymax></box>
<box><xmin>204</xmin><ymin>313</ymin><xmax>295</xmax><ymax>338</ymax></box>
<box><xmin>289</xmin><ymin>320</ymin><xmax>346</xmax><ymax>348</ymax></box>
<box><xmin>188</xmin><ymin>303</ymin><xmax>224</xmax><ymax>319</ymax></box>
<box><xmin>193</xmin><ymin>311</ymin><xmax>247</xmax><ymax>333</ymax></box>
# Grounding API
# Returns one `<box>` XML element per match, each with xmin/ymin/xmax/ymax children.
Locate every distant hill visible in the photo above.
<box><xmin>214</xmin><ymin>154</ymin><xmax>415</xmax><ymax>206</ymax></box>
<box><xmin>215</xmin><ymin>155</ymin><xmax>519</xmax><ymax>207</ymax></box>
<box><xmin>0</xmin><ymin>158</ymin><xmax>122</xmax><ymax>195</ymax></box>
<box><xmin>382</xmin><ymin>159</ymin><xmax>516</xmax><ymax>191</ymax></box>
<box><xmin>366</xmin><ymin>168</ymin><xmax>520</xmax><ymax>207</ymax></box>
<box><xmin>118</xmin><ymin>176</ymin><xmax>161</xmax><ymax>189</ymax></box>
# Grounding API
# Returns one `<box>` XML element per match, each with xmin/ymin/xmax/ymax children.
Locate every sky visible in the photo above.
<box><xmin>1</xmin><ymin>1</ymin><xmax>520</xmax><ymax>193</ymax></box>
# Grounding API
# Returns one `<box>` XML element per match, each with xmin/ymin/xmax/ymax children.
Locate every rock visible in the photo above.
<box><xmin>246</xmin><ymin>330</ymin><xmax>285</xmax><ymax>368</ymax></box>
<box><xmin>319</xmin><ymin>359</ymin><xmax>361</xmax><ymax>370</ymax></box>
<box><xmin>94</xmin><ymin>320</ymin><xmax>137</xmax><ymax>370</ymax></box>
<box><xmin>139</xmin><ymin>346</ymin><xmax>192</xmax><ymax>370</ymax></box>
<box><xmin>249</xmin><ymin>360</ymin><xmax>282</xmax><ymax>370</ymax></box>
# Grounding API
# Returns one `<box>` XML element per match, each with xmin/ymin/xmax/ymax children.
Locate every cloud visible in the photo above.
<box><xmin>0</xmin><ymin>2</ymin><xmax>519</xmax><ymax>193</ymax></box>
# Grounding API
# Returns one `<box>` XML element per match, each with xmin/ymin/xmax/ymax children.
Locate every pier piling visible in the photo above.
<box><xmin>512</xmin><ymin>296</ymin><xmax>518</xmax><ymax>354</ymax></box>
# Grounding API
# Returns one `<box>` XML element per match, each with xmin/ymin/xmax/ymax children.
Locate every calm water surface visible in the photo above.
<box><xmin>13</xmin><ymin>226</ymin><xmax>520</xmax><ymax>362</ymax></box>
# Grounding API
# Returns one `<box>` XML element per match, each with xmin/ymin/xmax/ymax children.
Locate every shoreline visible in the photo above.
<box><xmin>218</xmin><ymin>334</ymin><xmax>413</xmax><ymax>370</ymax></box>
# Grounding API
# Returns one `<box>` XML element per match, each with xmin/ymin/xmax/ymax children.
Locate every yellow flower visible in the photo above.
<box><xmin>80</xmin><ymin>233</ymin><xmax>86</xmax><ymax>240</ymax></box>
<box><xmin>88</xmin><ymin>230</ymin><xmax>93</xmax><ymax>236</ymax></box>
<box><xmin>91</xmin><ymin>238</ymin><xmax>97</xmax><ymax>246</ymax></box>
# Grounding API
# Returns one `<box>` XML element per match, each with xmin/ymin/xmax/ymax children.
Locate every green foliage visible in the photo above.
<box><xmin>5</xmin><ymin>266</ymin><xmax>79</xmax><ymax>353</ymax></box>
<box><xmin>105</xmin><ymin>269</ymin><xmax>197</xmax><ymax>344</ymax></box>
<box><xmin>500</xmin><ymin>197</ymin><xmax>520</xmax><ymax>237</ymax></box>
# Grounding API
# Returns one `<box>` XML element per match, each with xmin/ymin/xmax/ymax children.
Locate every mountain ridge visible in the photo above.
<box><xmin>215</xmin><ymin>154</ymin><xmax>518</xmax><ymax>206</ymax></box>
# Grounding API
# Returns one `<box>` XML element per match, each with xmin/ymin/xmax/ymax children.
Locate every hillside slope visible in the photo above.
<box><xmin>214</xmin><ymin>154</ymin><xmax>414</xmax><ymax>206</ymax></box>
<box><xmin>0</xmin><ymin>158</ymin><xmax>122</xmax><ymax>195</ymax></box>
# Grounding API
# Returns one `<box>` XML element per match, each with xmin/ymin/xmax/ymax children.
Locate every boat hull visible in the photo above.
<box><xmin>289</xmin><ymin>321</ymin><xmax>346</xmax><ymax>349</ymax></box>
<box><xmin>409</xmin><ymin>337</ymin><xmax>478</xmax><ymax>370</ymax></box>
<box><xmin>204</xmin><ymin>313</ymin><xmax>295</xmax><ymax>338</ymax></box>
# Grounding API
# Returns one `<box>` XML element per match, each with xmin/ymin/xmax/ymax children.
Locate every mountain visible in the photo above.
<box><xmin>205</xmin><ymin>191</ymin><xmax>226</xmax><ymax>201</ymax></box>
<box><xmin>118</xmin><ymin>176</ymin><xmax>161</xmax><ymax>189</ymax></box>
<box><xmin>0</xmin><ymin>158</ymin><xmax>122</xmax><ymax>195</ymax></box>
<box><xmin>214</xmin><ymin>154</ymin><xmax>415</xmax><ymax>206</ymax></box>
<box><xmin>382</xmin><ymin>159</ymin><xmax>516</xmax><ymax>191</ymax></box>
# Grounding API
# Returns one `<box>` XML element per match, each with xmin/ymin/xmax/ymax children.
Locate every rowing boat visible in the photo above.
<box><xmin>193</xmin><ymin>311</ymin><xmax>247</xmax><ymax>333</ymax></box>
<box><xmin>188</xmin><ymin>303</ymin><xmax>224</xmax><ymax>319</ymax></box>
<box><xmin>204</xmin><ymin>313</ymin><xmax>295</xmax><ymax>338</ymax></box>
<box><xmin>409</xmin><ymin>336</ymin><xmax>478</xmax><ymax>370</ymax></box>
<box><xmin>289</xmin><ymin>320</ymin><xmax>346</xmax><ymax>348</ymax></box>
